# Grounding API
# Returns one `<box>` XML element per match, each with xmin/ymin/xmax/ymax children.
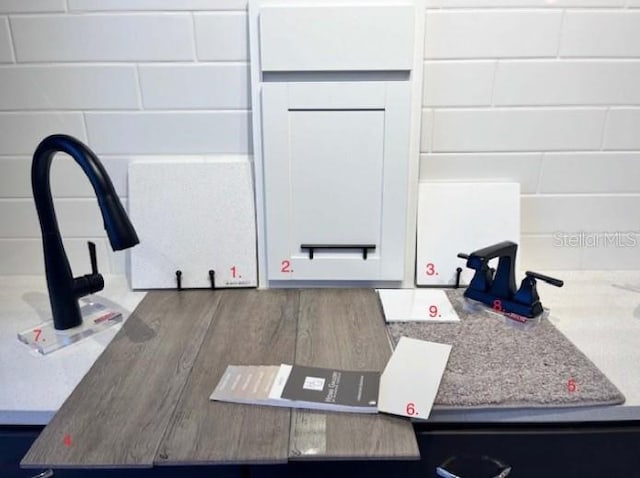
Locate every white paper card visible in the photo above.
<box><xmin>378</xmin><ymin>337</ymin><xmax>452</xmax><ymax>420</ymax></box>
<box><xmin>378</xmin><ymin>289</ymin><xmax>460</xmax><ymax>322</ymax></box>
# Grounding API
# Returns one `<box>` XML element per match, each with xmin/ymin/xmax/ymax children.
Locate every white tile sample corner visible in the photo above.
<box><xmin>128</xmin><ymin>157</ymin><xmax>257</xmax><ymax>289</ymax></box>
<box><xmin>0</xmin><ymin>18</ymin><xmax>12</xmax><ymax>62</ymax></box>
<box><xmin>194</xmin><ymin>12</ymin><xmax>248</xmax><ymax>61</ymax></box>
<box><xmin>378</xmin><ymin>337</ymin><xmax>452</xmax><ymax>420</ymax></box>
<box><xmin>560</xmin><ymin>11</ymin><xmax>640</xmax><ymax>57</ymax></box>
<box><xmin>0</xmin><ymin>65</ymin><xmax>139</xmax><ymax>110</ymax></box>
<box><xmin>425</xmin><ymin>10</ymin><xmax>561</xmax><ymax>59</ymax></box>
<box><xmin>11</xmin><ymin>14</ymin><xmax>194</xmax><ymax>62</ymax></box>
<box><xmin>378</xmin><ymin>289</ymin><xmax>459</xmax><ymax>323</ymax></box>
<box><xmin>416</xmin><ymin>182</ymin><xmax>520</xmax><ymax>286</ymax></box>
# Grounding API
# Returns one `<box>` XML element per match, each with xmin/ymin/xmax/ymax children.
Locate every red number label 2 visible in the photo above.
<box><xmin>281</xmin><ymin>260</ymin><xmax>292</xmax><ymax>273</ymax></box>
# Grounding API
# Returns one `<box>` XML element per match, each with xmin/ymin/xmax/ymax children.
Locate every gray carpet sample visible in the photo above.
<box><xmin>386</xmin><ymin>290</ymin><xmax>625</xmax><ymax>410</ymax></box>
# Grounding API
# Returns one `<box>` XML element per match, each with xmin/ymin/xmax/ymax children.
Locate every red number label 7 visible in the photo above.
<box><xmin>33</xmin><ymin>328</ymin><xmax>42</xmax><ymax>342</ymax></box>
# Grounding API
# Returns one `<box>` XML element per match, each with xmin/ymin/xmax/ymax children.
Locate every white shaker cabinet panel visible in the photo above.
<box><xmin>262</xmin><ymin>82</ymin><xmax>410</xmax><ymax>281</ymax></box>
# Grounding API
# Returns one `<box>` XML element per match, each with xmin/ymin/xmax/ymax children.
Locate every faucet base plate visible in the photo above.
<box><xmin>18</xmin><ymin>302</ymin><xmax>122</xmax><ymax>355</ymax></box>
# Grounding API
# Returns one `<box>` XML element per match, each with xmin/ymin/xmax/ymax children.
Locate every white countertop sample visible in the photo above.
<box><xmin>0</xmin><ymin>275</ymin><xmax>146</xmax><ymax>425</ymax></box>
<box><xmin>429</xmin><ymin>270</ymin><xmax>640</xmax><ymax>423</ymax></box>
<box><xmin>2</xmin><ymin>271</ymin><xmax>639</xmax><ymax>426</ymax></box>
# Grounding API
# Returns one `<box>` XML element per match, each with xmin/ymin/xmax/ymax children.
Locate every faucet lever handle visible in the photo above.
<box><xmin>88</xmin><ymin>241</ymin><xmax>99</xmax><ymax>275</ymax></box>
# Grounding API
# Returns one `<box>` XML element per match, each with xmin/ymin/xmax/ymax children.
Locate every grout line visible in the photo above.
<box><xmin>536</xmin><ymin>153</ymin><xmax>546</xmax><ymax>195</ymax></box>
<box><xmin>6</xmin><ymin>16</ymin><xmax>17</xmax><ymax>63</ymax></box>
<box><xmin>556</xmin><ymin>9</ymin><xmax>566</xmax><ymax>58</ymax></box>
<box><xmin>600</xmin><ymin>107</ymin><xmax>611</xmax><ymax>151</ymax></box>
<box><xmin>190</xmin><ymin>12</ymin><xmax>198</xmax><ymax>62</ymax></box>
<box><xmin>489</xmin><ymin>59</ymin><xmax>498</xmax><ymax>107</ymax></box>
<box><xmin>134</xmin><ymin>63</ymin><xmax>144</xmax><ymax>110</ymax></box>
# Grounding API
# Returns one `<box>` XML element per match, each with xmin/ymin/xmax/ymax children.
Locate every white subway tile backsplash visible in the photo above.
<box><xmin>0</xmin><ymin>65</ymin><xmax>139</xmax><ymax>110</ymax></box>
<box><xmin>194</xmin><ymin>12</ymin><xmax>248</xmax><ymax>61</ymax></box>
<box><xmin>0</xmin><ymin>113</ymin><xmax>86</xmax><ymax>155</ymax></box>
<box><xmin>85</xmin><ymin>112</ymin><xmax>251</xmax><ymax>154</ymax></box>
<box><xmin>0</xmin><ymin>0</ymin><xmax>65</xmax><ymax>13</ymax></box>
<box><xmin>432</xmin><ymin>108</ymin><xmax>606</xmax><ymax>152</ymax></box>
<box><xmin>580</xmin><ymin>234</ymin><xmax>640</xmax><ymax>270</ymax></box>
<box><xmin>423</xmin><ymin>61</ymin><xmax>494</xmax><ymax>107</ymax></box>
<box><xmin>425</xmin><ymin>10</ymin><xmax>562</xmax><ymax>59</ymax></box>
<box><xmin>540</xmin><ymin>153</ymin><xmax>640</xmax><ymax>193</ymax></box>
<box><xmin>426</xmin><ymin>0</ymin><xmax>624</xmax><ymax>6</ymax></box>
<box><xmin>494</xmin><ymin>60</ymin><xmax>640</xmax><ymax>106</ymax></box>
<box><xmin>519</xmin><ymin>235</ymin><xmax>582</xmax><ymax>271</ymax></box>
<box><xmin>0</xmin><ymin>18</ymin><xmax>12</xmax><ymax>63</ymax></box>
<box><xmin>419</xmin><ymin>153</ymin><xmax>542</xmax><ymax>193</ymax></box>
<box><xmin>420</xmin><ymin>109</ymin><xmax>433</xmax><ymax>152</ymax></box>
<box><xmin>139</xmin><ymin>64</ymin><xmax>250</xmax><ymax>109</ymax></box>
<box><xmin>0</xmin><ymin>155</ymin><xmax>129</xmax><ymax>198</ymax></box>
<box><xmin>561</xmin><ymin>11</ymin><xmax>640</xmax><ymax>57</ymax></box>
<box><xmin>521</xmin><ymin>195</ymin><xmax>640</xmax><ymax>234</ymax></box>
<box><xmin>603</xmin><ymin>108</ymin><xmax>640</xmax><ymax>150</ymax></box>
<box><xmin>11</xmin><ymin>14</ymin><xmax>194</xmax><ymax>62</ymax></box>
<box><xmin>0</xmin><ymin>198</ymin><xmax>113</xmax><ymax>238</ymax></box>
<box><xmin>69</xmin><ymin>0</ymin><xmax>247</xmax><ymax>11</ymax></box>
<box><xmin>0</xmin><ymin>238</ymin><xmax>114</xmax><ymax>275</ymax></box>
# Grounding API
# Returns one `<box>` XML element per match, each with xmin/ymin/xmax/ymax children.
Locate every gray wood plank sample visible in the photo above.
<box><xmin>289</xmin><ymin>289</ymin><xmax>420</xmax><ymax>460</ymax></box>
<box><xmin>21</xmin><ymin>291</ymin><xmax>222</xmax><ymax>468</ymax></box>
<box><xmin>156</xmin><ymin>289</ymin><xmax>299</xmax><ymax>465</ymax></box>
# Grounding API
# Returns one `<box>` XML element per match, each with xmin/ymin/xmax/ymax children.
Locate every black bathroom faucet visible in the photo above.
<box><xmin>32</xmin><ymin>135</ymin><xmax>139</xmax><ymax>330</ymax></box>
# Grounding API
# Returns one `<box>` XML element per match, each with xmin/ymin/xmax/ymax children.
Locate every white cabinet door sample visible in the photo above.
<box><xmin>262</xmin><ymin>82</ymin><xmax>410</xmax><ymax>281</ymax></box>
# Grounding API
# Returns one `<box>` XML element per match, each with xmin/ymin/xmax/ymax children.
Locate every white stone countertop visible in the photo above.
<box><xmin>0</xmin><ymin>275</ymin><xmax>146</xmax><ymax>425</ymax></box>
<box><xmin>2</xmin><ymin>272</ymin><xmax>640</xmax><ymax>426</ymax></box>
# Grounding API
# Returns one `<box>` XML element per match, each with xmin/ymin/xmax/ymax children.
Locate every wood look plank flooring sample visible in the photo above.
<box><xmin>156</xmin><ymin>289</ymin><xmax>299</xmax><ymax>465</ymax></box>
<box><xmin>21</xmin><ymin>291</ymin><xmax>222</xmax><ymax>468</ymax></box>
<box><xmin>290</xmin><ymin>289</ymin><xmax>419</xmax><ymax>460</ymax></box>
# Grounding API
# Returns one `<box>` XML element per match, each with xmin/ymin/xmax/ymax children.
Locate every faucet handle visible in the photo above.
<box><xmin>525</xmin><ymin>271</ymin><xmax>564</xmax><ymax>288</ymax></box>
<box><xmin>89</xmin><ymin>241</ymin><xmax>99</xmax><ymax>275</ymax></box>
<box><xmin>73</xmin><ymin>242</ymin><xmax>105</xmax><ymax>298</ymax></box>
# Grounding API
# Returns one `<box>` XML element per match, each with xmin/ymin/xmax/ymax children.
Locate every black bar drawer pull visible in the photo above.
<box><xmin>300</xmin><ymin>244</ymin><xmax>376</xmax><ymax>260</ymax></box>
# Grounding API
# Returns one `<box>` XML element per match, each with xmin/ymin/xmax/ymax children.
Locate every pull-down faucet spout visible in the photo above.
<box><xmin>32</xmin><ymin>134</ymin><xmax>139</xmax><ymax>330</ymax></box>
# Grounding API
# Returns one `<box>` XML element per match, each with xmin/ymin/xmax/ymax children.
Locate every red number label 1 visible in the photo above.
<box><xmin>405</xmin><ymin>402</ymin><xmax>417</xmax><ymax>416</ymax></box>
<box><xmin>428</xmin><ymin>305</ymin><xmax>439</xmax><ymax>318</ymax></box>
<box><xmin>230</xmin><ymin>266</ymin><xmax>237</xmax><ymax>278</ymax></box>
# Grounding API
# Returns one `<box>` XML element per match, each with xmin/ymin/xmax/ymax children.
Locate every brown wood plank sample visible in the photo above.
<box><xmin>21</xmin><ymin>291</ymin><xmax>221</xmax><ymax>468</ymax></box>
<box><xmin>290</xmin><ymin>289</ymin><xmax>419</xmax><ymax>460</ymax></box>
<box><xmin>156</xmin><ymin>289</ymin><xmax>299</xmax><ymax>465</ymax></box>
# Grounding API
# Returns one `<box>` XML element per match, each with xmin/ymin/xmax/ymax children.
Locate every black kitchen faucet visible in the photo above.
<box><xmin>31</xmin><ymin>134</ymin><xmax>139</xmax><ymax>330</ymax></box>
